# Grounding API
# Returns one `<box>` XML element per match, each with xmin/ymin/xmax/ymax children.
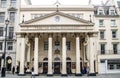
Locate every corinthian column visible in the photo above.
<box><xmin>47</xmin><ymin>34</ymin><xmax>53</xmax><ymax>76</ymax></box>
<box><xmin>19</xmin><ymin>35</ymin><xmax>25</xmax><ymax>75</ymax></box>
<box><xmin>61</xmin><ymin>34</ymin><xmax>67</xmax><ymax>76</ymax></box>
<box><xmin>75</xmin><ymin>35</ymin><xmax>82</xmax><ymax>76</ymax></box>
<box><xmin>34</xmin><ymin>35</ymin><xmax>39</xmax><ymax>75</ymax></box>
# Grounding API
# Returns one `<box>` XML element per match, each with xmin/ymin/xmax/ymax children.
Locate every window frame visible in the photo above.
<box><xmin>100</xmin><ymin>44</ymin><xmax>105</xmax><ymax>54</ymax></box>
<box><xmin>0</xmin><ymin>12</ymin><xmax>5</xmax><ymax>23</ymax></box>
<box><xmin>7</xmin><ymin>42</ymin><xmax>13</xmax><ymax>51</ymax></box>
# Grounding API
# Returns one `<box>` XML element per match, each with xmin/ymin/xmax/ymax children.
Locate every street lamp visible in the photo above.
<box><xmin>1</xmin><ymin>19</ymin><xmax>9</xmax><ymax>77</ymax></box>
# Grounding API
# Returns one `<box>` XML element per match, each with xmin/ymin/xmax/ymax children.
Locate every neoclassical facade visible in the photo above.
<box><xmin>16</xmin><ymin>4</ymin><xmax>98</xmax><ymax>76</ymax></box>
<box><xmin>15</xmin><ymin>0</ymin><xmax>120</xmax><ymax>76</ymax></box>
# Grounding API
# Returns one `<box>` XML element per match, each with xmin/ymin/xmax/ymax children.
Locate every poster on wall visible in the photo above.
<box><xmin>72</xmin><ymin>62</ymin><xmax>76</xmax><ymax>69</ymax></box>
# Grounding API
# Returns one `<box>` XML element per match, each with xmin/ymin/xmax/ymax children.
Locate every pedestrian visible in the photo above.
<box><xmin>12</xmin><ymin>66</ymin><xmax>15</xmax><ymax>75</ymax></box>
<box><xmin>87</xmin><ymin>66</ymin><xmax>90</xmax><ymax>76</ymax></box>
<box><xmin>31</xmin><ymin>67</ymin><xmax>35</xmax><ymax>78</ymax></box>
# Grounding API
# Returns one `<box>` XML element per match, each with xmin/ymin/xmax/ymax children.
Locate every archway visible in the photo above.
<box><xmin>66</xmin><ymin>57</ymin><xmax>71</xmax><ymax>74</ymax></box>
<box><xmin>54</xmin><ymin>57</ymin><xmax>60</xmax><ymax>74</ymax></box>
<box><xmin>43</xmin><ymin>57</ymin><xmax>48</xmax><ymax>74</ymax></box>
<box><xmin>6</xmin><ymin>56</ymin><xmax>12</xmax><ymax>71</ymax></box>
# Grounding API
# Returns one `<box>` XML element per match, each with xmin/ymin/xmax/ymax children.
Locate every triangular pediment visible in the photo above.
<box><xmin>20</xmin><ymin>12</ymin><xmax>94</xmax><ymax>26</ymax></box>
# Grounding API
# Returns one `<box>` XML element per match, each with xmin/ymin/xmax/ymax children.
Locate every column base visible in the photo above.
<box><xmin>75</xmin><ymin>73</ymin><xmax>82</xmax><ymax>76</ymax></box>
<box><xmin>61</xmin><ymin>74</ymin><xmax>67</xmax><ymax>76</ymax></box>
<box><xmin>89</xmin><ymin>73</ymin><xmax>96</xmax><ymax>76</ymax></box>
<box><xmin>18</xmin><ymin>74</ymin><xmax>26</xmax><ymax>76</ymax></box>
<box><xmin>47</xmin><ymin>74</ymin><xmax>53</xmax><ymax>76</ymax></box>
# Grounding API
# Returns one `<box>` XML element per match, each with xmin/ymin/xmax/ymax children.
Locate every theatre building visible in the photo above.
<box><xmin>15</xmin><ymin>0</ymin><xmax>120</xmax><ymax>76</ymax></box>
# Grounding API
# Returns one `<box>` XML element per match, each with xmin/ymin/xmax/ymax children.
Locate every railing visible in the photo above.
<box><xmin>97</xmin><ymin>50</ymin><xmax>120</xmax><ymax>55</ymax></box>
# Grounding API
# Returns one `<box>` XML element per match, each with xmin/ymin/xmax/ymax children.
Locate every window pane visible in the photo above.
<box><xmin>0</xmin><ymin>12</ymin><xmax>5</xmax><ymax>23</ymax></box>
<box><xmin>100</xmin><ymin>31</ymin><xmax>104</xmax><ymax>39</ymax></box>
<box><xmin>55</xmin><ymin>41</ymin><xmax>60</xmax><ymax>50</ymax></box>
<box><xmin>66</xmin><ymin>41</ymin><xmax>70</xmax><ymax>50</ymax></box>
<box><xmin>10</xmin><ymin>12</ymin><xmax>15</xmax><ymax>23</ymax></box>
<box><xmin>7</xmin><ymin>42</ymin><xmax>13</xmax><ymax>50</ymax></box>
<box><xmin>9</xmin><ymin>27</ymin><xmax>14</xmax><ymax>39</ymax></box>
<box><xmin>111</xmin><ymin>20</ymin><xmax>116</xmax><ymax>26</ymax></box>
<box><xmin>110</xmin><ymin>10</ymin><xmax>115</xmax><ymax>15</ymax></box>
<box><xmin>44</xmin><ymin>41</ymin><xmax>48</xmax><ymax>50</ymax></box>
<box><xmin>99</xmin><ymin>20</ymin><xmax>104</xmax><ymax>26</ymax></box>
<box><xmin>0</xmin><ymin>27</ymin><xmax>4</xmax><ymax>36</ymax></box>
<box><xmin>101</xmin><ymin>44</ymin><xmax>105</xmax><ymax>54</ymax></box>
<box><xmin>11</xmin><ymin>0</ymin><xmax>16</xmax><ymax>7</ymax></box>
<box><xmin>1</xmin><ymin>0</ymin><xmax>6</xmax><ymax>8</ymax></box>
<box><xmin>0</xmin><ymin>42</ymin><xmax>3</xmax><ymax>50</ymax></box>
<box><xmin>112</xmin><ymin>31</ymin><xmax>116</xmax><ymax>38</ymax></box>
<box><xmin>113</xmin><ymin>44</ymin><xmax>117</xmax><ymax>54</ymax></box>
<box><xmin>99</xmin><ymin>10</ymin><xmax>104</xmax><ymax>15</ymax></box>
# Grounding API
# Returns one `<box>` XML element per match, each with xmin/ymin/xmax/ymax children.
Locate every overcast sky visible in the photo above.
<box><xmin>29</xmin><ymin>0</ymin><xmax>117</xmax><ymax>5</ymax></box>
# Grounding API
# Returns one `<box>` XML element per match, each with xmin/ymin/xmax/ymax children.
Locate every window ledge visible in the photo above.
<box><xmin>100</xmin><ymin>39</ymin><xmax>106</xmax><ymax>40</ymax></box>
<box><xmin>112</xmin><ymin>38</ymin><xmax>118</xmax><ymax>40</ymax></box>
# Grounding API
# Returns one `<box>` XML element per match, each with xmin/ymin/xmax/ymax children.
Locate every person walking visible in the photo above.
<box><xmin>31</xmin><ymin>67</ymin><xmax>35</xmax><ymax>78</ymax></box>
<box><xmin>86</xmin><ymin>66</ymin><xmax>90</xmax><ymax>76</ymax></box>
<box><xmin>12</xmin><ymin>66</ymin><xmax>15</xmax><ymax>75</ymax></box>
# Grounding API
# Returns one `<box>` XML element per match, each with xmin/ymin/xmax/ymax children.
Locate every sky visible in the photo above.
<box><xmin>29</xmin><ymin>0</ymin><xmax>117</xmax><ymax>5</ymax></box>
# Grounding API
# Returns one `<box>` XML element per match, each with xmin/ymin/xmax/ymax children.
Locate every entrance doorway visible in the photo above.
<box><xmin>66</xmin><ymin>57</ymin><xmax>71</xmax><ymax>74</ymax></box>
<box><xmin>6</xmin><ymin>56</ymin><xmax>12</xmax><ymax>71</ymax></box>
<box><xmin>43</xmin><ymin>58</ymin><xmax>48</xmax><ymax>74</ymax></box>
<box><xmin>54</xmin><ymin>57</ymin><xmax>61</xmax><ymax>74</ymax></box>
<box><xmin>54</xmin><ymin>62</ymin><xmax>60</xmax><ymax>74</ymax></box>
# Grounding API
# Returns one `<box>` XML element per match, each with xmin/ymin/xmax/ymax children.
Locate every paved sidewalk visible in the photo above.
<box><xmin>1</xmin><ymin>74</ymin><xmax>120</xmax><ymax>78</ymax></box>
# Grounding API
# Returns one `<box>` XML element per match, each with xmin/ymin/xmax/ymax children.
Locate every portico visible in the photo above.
<box><xmin>16</xmin><ymin>11</ymin><xmax>97</xmax><ymax>76</ymax></box>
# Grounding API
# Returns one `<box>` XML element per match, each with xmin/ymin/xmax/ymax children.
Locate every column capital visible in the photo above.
<box><xmin>48</xmin><ymin>33</ymin><xmax>53</xmax><ymax>37</ymax></box>
<box><xmin>61</xmin><ymin>33</ymin><xmax>66</xmax><ymax>37</ymax></box>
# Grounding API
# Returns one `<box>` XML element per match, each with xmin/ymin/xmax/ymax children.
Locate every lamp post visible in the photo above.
<box><xmin>1</xmin><ymin>19</ymin><xmax>9</xmax><ymax>77</ymax></box>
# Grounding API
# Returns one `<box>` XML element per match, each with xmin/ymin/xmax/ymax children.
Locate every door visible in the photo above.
<box><xmin>43</xmin><ymin>62</ymin><xmax>48</xmax><ymax>74</ymax></box>
<box><xmin>54</xmin><ymin>62</ymin><xmax>60</xmax><ymax>74</ymax></box>
<box><xmin>67</xmin><ymin>62</ymin><xmax>71</xmax><ymax>74</ymax></box>
<box><xmin>99</xmin><ymin>63</ymin><xmax>106</xmax><ymax>74</ymax></box>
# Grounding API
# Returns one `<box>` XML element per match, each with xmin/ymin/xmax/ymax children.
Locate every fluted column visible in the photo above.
<box><xmin>47</xmin><ymin>34</ymin><xmax>53</xmax><ymax>76</ymax></box>
<box><xmin>75</xmin><ymin>35</ymin><xmax>82</xmax><ymax>76</ymax></box>
<box><xmin>34</xmin><ymin>35</ymin><xmax>39</xmax><ymax>75</ymax></box>
<box><xmin>61</xmin><ymin>35</ymin><xmax>67</xmax><ymax>76</ymax></box>
<box><xmin>19</xmin><ymin>35</ymin><xmax>25</xmax><ymax>75</ymax></box>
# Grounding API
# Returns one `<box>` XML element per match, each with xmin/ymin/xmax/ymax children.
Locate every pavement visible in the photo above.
<box><xmin>0</xmin><ymin>74</ymin><xmax>120</xmax><ymax>78</ymax></box>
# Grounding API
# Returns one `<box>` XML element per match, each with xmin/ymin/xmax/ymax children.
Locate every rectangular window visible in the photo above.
<box><xmin>108</xmin><ymin>59</ymin><xmax>120</xmax><ymax>70</ymax></box>
<box><xmin>100</xmin><ymin>31</ymin><xmax>105</xmax><ymax>39</ymax></box>
<box><xmin>113</xmin><ymin>44</ymin><xmax>117</xmax><ymax>54</ymax></box>
<box><xmin>112</xmin><ymin>30</ymin><xmax>117</xmax><ymax>38</ymax></box>
<box><xmin>0</xmin><ymin>42</ymin><xmax>3</xmax><ymax>50</ymax></box>
<box><xmin>7</xmin><ymin>42</ymin><xmax>13</xmax><ymax>50</ymax></box>
<box><xmin>100</xmin><ymin>44</ymin><xmax>105</xmax><ymax>54</ymax></box>
<box><xmin>66</xmin><ymin>41</ymin><xmax>70</xmax><ymax>50</ymax></box>
<box><xmin>111</xmin><ymin>20</ymin><xmax>116</xmax><ymax>26</ymax></box>
<box><xmin>0</xmin><ymin>27</ymin><xmax>4</xmax><ymax>36</ymax></box>
<box><xmin>9</xmin><ymin>12</ymin><xmax>15</xmax><ymax>23</ymax></box>
<box><xmin>1</xmin><ymin>0</ymin><xmax>6</xmax><ymax>8</ymax></box>
<box><xmin>99</xmin><ymin>20</ymin><xmax>104</xmax><ymax>26</ymax></box>
<box><xmin>10</xmin><ymin>0</ymin><xmax>16</xmax><ymax>7</ymax></box>
<box><xmin>117</xmin><ymin>64</ymin><xmax>120</xmax><ymax>69</ymax></box>
<box><xmin>55</xmin><ymin>41</ymin><xmax>60</xmax><ymax>50</ymax></box>
<box><xmin>0</xmin><ymin>12</ymin><xmax>5</xmax><ymax>23</ymax></box>
<box><xmin>9</xmin><ymin>27</ymin><xmax>14</xmax><ymax>39</ymax></box>
<box><xmin>99</xmin><ymin>10</ymin><xmax>104</xmax><ymax>15</ymax></box>
<box><xmin>110</xmin><ymin>10</ymin><xmax>115</xmax><ymax>15</ymax></box>
<box><xmin>44</xmin><ymin>41</ymin><xmax>48</xmax><ymax>50</ymax></box>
